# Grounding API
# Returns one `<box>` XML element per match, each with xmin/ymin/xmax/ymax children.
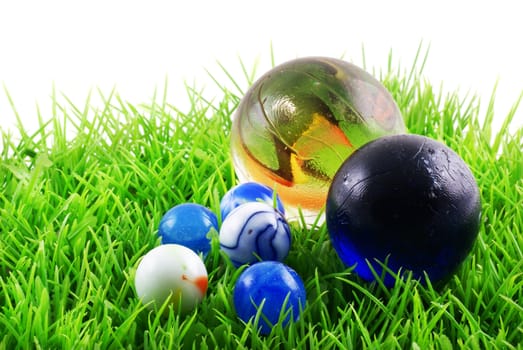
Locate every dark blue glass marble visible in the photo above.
<box><xmin>326</xmin><ymin>134</ymin><xmax>481</xmax><ymax>287</ymax></box>
<box><xmin>158</xmin><ymin>203</ymin><xmax>219</xmax><ymax>257</ymax></box>
<box><xmin>233</xmin><ymin>261</ymin><xmax>306</xmax><ymax>335</ymax></box>
<box><xmin>219</xmin><ymin>202</ymin><xmax>291</xmax><ymax>267</ymax></box>
<box><xmin>220</xmin><ymin>182</ymin><xmax>285</xmax><ymax>220</ymax></box>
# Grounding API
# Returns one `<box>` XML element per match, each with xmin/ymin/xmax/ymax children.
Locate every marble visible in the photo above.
<box><xmin>134</xmin><ymin>244</ymin><xmax>208</xmax><ymax>313</ymax></box>
<box><xmin>231</xmin><ymin>57</ymin><xmax>406</xmax><ymax>223</ymax></box>
<box><xmin>219</xmin><ymin>202</ymin><xmax>291</xmax><ymax>266</ymax></box>
<box><xmin>326</xmin><ymin>134</ymin><xmax>481</xmax><ymax>286</ymax></box>
<box><xmin>233</xmin><ymin>261</ymin><xmax>306</xmax><ymax>334</ymax></box>
<box><xmin>220</xmin><ymin>182</ymin><xmax>285</xmax><ymax>220</ymax></box>
<box><xmin>158</xmin><ymin>203</ymin><xmax>218</xmax><ymax>257</ymax></box>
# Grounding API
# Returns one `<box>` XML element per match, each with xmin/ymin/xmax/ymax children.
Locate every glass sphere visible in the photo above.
<box><xmin>326</xmin><ymin>134</ymin><xmax>481</xmax><ymax>287</ymax></box>
<box><xmin>230</xmin><ymin>57</ymin><xmax>406</xmax><ymax>223</ymax></box>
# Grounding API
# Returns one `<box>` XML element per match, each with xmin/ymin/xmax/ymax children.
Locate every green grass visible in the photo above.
<box><xmin>1</xmin><ymin>48</ymin><xmax>522</xmax><ymax>349</ymax></box>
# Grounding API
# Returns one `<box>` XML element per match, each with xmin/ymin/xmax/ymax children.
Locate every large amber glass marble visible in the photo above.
<box><xmin>230</xmin><ymin>57</ymin><xmax>406</xmax><ymax>222</ymax></box>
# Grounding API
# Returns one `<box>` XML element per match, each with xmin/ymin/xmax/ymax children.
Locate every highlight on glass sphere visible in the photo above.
<box><xmin>230</xmin><ymin>56</ymin><xmax>406</xmax><ymax>223</ymax></box>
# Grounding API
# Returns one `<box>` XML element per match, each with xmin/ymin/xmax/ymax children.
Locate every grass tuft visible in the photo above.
<box><xmin>1</xmin><ymin>50</ymin><xmax>522</xmax><ymax>349</ymax></box>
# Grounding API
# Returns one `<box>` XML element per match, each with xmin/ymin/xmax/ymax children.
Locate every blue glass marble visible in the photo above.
<box><xmin>219</xmin><ymin>202</ymin><xmax>291</xmax><ymax>267</ymax></box>
<box><xmin>233</xmin><ymin>261</ymin><xmax>306</xmax><ymax>335</ymax></box>
<box><xmin>158</xmin><ymin>203</ymin><xmax>219</xmax><ymax>257</ymax></box>
<box><xmin>220</xmin><ymin>182</ymin><xmax>285</xmax><ymax>220</ymax></box>
<box><xmin>326</xmin><ymin>134</ymin><xmax>481</xmax><ymax>287</ymax></box>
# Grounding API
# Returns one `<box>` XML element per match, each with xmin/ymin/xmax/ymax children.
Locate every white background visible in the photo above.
<box><xmin>1</xmin><ymin>0</ymin><xmax>522</xmax><ymax>137</ymax></box>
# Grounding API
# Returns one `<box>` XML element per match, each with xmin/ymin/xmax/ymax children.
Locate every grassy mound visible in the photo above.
<box><xmin>1</xmin><ymin>50</ymin><xmax>522</xmax><ymax>349</ymax></box>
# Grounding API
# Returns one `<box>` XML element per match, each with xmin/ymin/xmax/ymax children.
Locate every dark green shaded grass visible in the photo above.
<box><xmin>1</xmin><ymin>49</ymin><xmax>522</xmax><ymax>349</ymax></box>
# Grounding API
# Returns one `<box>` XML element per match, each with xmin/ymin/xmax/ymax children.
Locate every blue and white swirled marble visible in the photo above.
<box><xmin>219</xmin><ymin>202</ymin><xmax>291</xmax><ymax>266</ymax></box>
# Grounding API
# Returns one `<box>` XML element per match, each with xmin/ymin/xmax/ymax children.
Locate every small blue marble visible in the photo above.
<box><xmin>233</xmin><ymin>261</ymin><xmax>306</xmax><ymax>335</ymax></box>
<box><xmin>158</xmin><ymin>203</ymin><xmax>218</xmax><ymax>257</ymax></box>
<box><xmin>219</xmin><ymin>202</ymin><xmax>291</xmax><ymax>267</ymax></box>
<box><xmin>220</xmin><ymin>182</ymin><xmax>285</xmax><ymax>221</ymax></box>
